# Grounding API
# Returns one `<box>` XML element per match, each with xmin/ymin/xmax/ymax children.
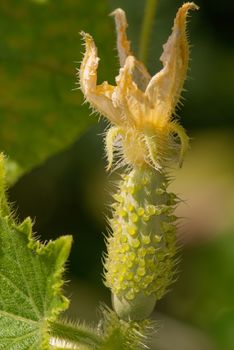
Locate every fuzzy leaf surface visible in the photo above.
<box><xmin>0</xmin><ymin>155</ymin><xmax>72</xmax><ymax>349</ymax></box>
<box><xmin>0</xmin><ymin>217</ymin><xmax>72</xmax><ymax>349</ymax></box>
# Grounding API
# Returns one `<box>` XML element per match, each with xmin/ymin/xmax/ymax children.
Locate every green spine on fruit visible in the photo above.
<box><xmin>104</xmin><ymin>167</ymin><xmax>178</xmax><ymax>320</ymax></box>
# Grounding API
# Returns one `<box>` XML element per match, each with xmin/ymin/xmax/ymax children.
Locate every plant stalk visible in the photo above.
<box><xmin>50</xmin><ymin>321</ymin><xmax>103</xmax><ymax>349</ymax></box>
<box><xmin>138</xmin><ymin>0</ymin><xmax>158</xmax><ymax>64</ymax></box>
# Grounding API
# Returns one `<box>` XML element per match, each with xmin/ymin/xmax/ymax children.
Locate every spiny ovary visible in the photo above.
<box><xmin>104</xmin><ymin>168</ymin><xmax>177</xmax><ymax>307</ymax></box>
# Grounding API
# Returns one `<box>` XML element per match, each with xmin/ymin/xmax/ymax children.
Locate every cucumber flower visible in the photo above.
<box><xmin>79</xmin><ymin>3</ymin><xmax>198</xmax><ymax>171</ymax></box>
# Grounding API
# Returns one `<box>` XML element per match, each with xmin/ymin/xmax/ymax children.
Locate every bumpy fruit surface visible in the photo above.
<box><xmin>104</xmin><ymin>167</ymin><xmax>177</xmax><ymax>320</ymax></box>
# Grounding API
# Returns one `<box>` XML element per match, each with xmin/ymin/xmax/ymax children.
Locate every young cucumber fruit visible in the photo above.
<box><xmin>104</xmin><ymin>167</ymin><xmax>177</xmax><ymax>320</ymax></box>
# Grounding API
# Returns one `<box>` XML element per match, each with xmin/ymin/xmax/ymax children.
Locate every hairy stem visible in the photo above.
<box><xmin>138</xmin><ymin>0</ymin><xmax>158</xmax><ymax>64</ymax></box>
<box><xmin>50</xmin><ymin>321</ymin><xmax>103</xmax><ymax>349</ymax></box>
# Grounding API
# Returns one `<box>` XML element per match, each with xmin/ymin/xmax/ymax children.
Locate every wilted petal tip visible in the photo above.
<box><xmin>110</xmin><ymin>7</ymin><xmax>132</xmax><ymax>67</ymax></box>
<box><xmin>109</xmin><ymin>8</ymin><xmax>126</xmax><ymax>18</ymax></box>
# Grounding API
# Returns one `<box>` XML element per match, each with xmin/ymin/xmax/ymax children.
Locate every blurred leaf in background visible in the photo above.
<box><xmin>0</xmin><ymin>0</ymin><xmax>115</xmax><ymax>183</ymax></box>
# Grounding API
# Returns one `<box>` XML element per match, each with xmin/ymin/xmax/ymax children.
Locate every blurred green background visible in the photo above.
<box><xmin>0</xmin><ymin>0</ymin><xmax>233</xmax><ymax>349</ymax></box>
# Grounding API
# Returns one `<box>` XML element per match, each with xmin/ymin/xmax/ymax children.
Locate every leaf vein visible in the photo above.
<box><xmin>0</xmin><ymin>270</ymin><xmax>41</xmax><ymax>317</ymax></box>
<box><xmin>6</xmin><ymin>229</ymin><xmax>41</xmax><ymax>319</ymax></box>
<box><xmin>0</xmin><ymin>310</ymin><xmax>38</xmax><ymax>325</ymax></box>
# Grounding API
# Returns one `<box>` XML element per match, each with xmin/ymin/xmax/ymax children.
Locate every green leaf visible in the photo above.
<box><xmin>0</xmin><ymin>154</ymin><xmax>72</xmax><ymax>349</ymax></box>
<box><xmin>0</xmin><ymin>0</ymin><xmax>115</xmax><ymax>183</ymax></box>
